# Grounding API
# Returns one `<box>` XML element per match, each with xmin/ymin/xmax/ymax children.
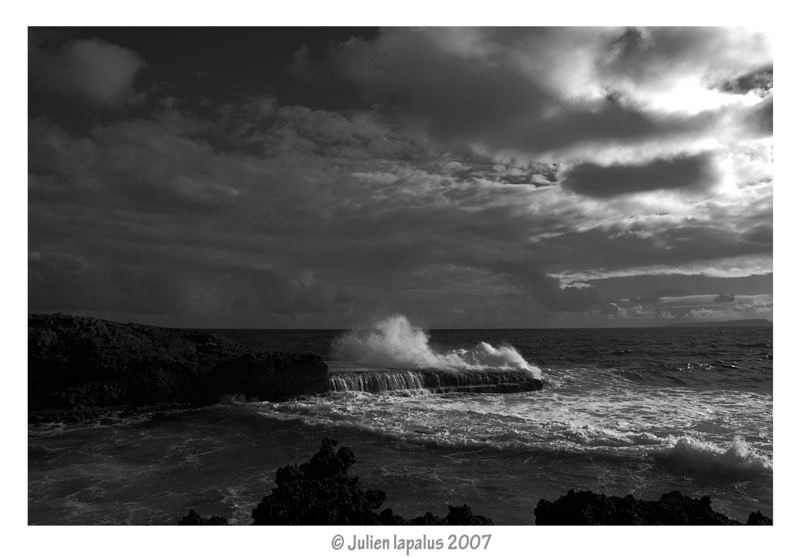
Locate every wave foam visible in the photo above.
<box><xmin>332</xmin><ymin>315</ymin><xmax>541</xmax><ymax>379</ymax></box>
<box><xmin>654</xmin><ymin>436</ymin><xmax>772</xmax><ymax>481</ymax></box>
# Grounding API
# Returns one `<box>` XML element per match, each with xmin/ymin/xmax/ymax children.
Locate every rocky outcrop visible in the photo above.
<box><xmin>534</xmin><ymin>489</ymin><xmax>768</xmax><ymax>525</ymax></box>
<box><xmin>181</xmin><ymin>439</ymin><xmax>771</xmax><ymax>526</ymax></box>
<box><xmin>746</xmin><ymin>511</ymin><xmax>773</xmax><ymax>525</ymax></box>
<box><xmin>178</xmin><ymin>510</ymin><xmax>229</xmax><ymax>525</ymax></box>
<box><xmin>248</xmin><ymin>438</ymin><xmax>492</xmax><ymax>525</ymax></box>
<box><xmin>328</xmin><ymin>369</ymin><xmax>543</xmax><ymax>394</ymax></box>
<box><xmin>29</xmin><ymin>313</ymin><xmax>328</xmax><ymax>420</ymax></box>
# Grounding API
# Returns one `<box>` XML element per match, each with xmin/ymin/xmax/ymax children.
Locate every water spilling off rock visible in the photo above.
<box><xmin>328</xmin><ymin>368</ymin><xmax>543</xmax><ymax>394</ymax></box>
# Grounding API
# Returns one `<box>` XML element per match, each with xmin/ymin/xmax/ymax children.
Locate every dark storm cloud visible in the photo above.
<box><xmin>27</xmin><ymin>28</ymin><xmax>772</xmax><ymax>327</ymax></box>
<box><xmin>28</xmin><ymin>109</ymin><xmax>610</xmax><ymax>324</ymax></box>
<box><xmin>321</xmin><ymin>28</ymin><xmax>722</xmax><ymax>154</ymax></box>
<box><xmin>599</xmin><ymin>27</ymin><xmax>771</xmax><ymax>89</ymax></box>
<box><xmin>586</xmin><ymin>273</ymin><xmax>772</xmax><ymax>302</ymax></box>
<box><xmin>27</xmin><ymin>104</ymin><xmax>771</xmax><ymax>326</ymax></box>
<box><xmin>332</xmin><ymin>29</ymin><xmax>550</xmax><ymax>142</ymax></box>
<box><xmin>717</xmin><ymin>65</ymin><xmax>773</xmax><ymax>95</ymax></box>
<box><xmin>30</xmin><ymin>27</ymin><xmax>379</xmax><ymax>113</ymax></box>
<box><xmin>29</xmin><ymin>250</ymin><xmax>197</xmax><ymax>315</ymax></box>
<box><xmin>536</xmin><ymin>223</ymin><xmax>771</xmax><ymax>272</ymax></box>
<box><xmin>561</xmin><ymin>153</ymin><xmax>718</xmax><ymax>198</ymax></box>
<box><xmin>303</xmin><ymin>27</ymin><xmax>773</xmax><ymax>157</ymax></box>
<box><xmin>29</xmin><ymin>33</ymin><xmax>146</xmax><ymax>108</ymax></box>
<box><xmin>28</xmin><ymin>116</ymin><xmax>253</xmax><ymax>215</ymax></box>
<box><xmin>513</xmin><ymin>272</ymin><xmax>601</xmax><ymax>312</ymax></box>
<box><xmin>506</xmin><ymin>101</ymin><xmax>716</xmax><ymax>154</ymax></box>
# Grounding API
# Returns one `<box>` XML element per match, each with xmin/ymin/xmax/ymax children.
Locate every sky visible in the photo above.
<box><xmin>27</xmin><ymin>27</ymin><xmax>773</xmax><ymax>328</ymax></box>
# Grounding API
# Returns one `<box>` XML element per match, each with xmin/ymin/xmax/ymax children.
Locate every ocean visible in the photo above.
<box><xmin>28</xmin><ymin>317</ymin><xmax>773</xmax><ymax>524</ymax></box>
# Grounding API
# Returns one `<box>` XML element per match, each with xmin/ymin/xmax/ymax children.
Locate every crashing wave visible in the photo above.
<box><xmin>331</xmin><ymin>315</ymin><xmax>541</xmax><ymax>379</ymax></box>
<box><xmin>654</xmin><ymin>436</ymin><xmax>772</xmax><ymax>481</ymax></box>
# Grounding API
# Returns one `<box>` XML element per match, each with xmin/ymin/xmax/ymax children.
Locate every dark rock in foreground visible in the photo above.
<box><xmin>179</xmin><ymin>509</ymin><xmax>229</xmax><ymax>525</ymax></box>
<box><xmin>534</xmin><ymin>489</ymin><xmax>769</xmax><ymax>525</ymax></box>
<box><xmin>251</xmin><ymin>438</ymin><xmax>387</xmax><ymax>525</ymax></box>
<box><xmin>181</xmin><ymin>439</ymin><xmax>770</xmax><ymax>526</ymax></box>
<box><xmin>746</xmin><ymin>511</ymin><xmax>773</xmax><ymax>525</ymax></box>
<box><xmin>29</xmin><ymin>313</ymin><xmax>328</xmax><ymax>418</ymax></box>
<box><xmin>247</xmin><ymin>438</ymin><xmax>491</xmax><ymax>525</ymax></box>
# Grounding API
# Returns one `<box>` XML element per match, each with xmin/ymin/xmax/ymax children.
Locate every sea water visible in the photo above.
<box><xmin>28</xmin><ymin>316</ymin><xmax>772</xmax><ymax>524</ymax></box>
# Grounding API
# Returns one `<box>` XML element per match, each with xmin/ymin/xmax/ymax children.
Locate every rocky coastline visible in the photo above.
<box><xmin>27</xmin><ymin>315</ymin><xmax>769</xmax><ymax>526</ymax></box>
<box><xmin>180</xmin><ymin>438</ymin><xmax>772</xmax><ymax>526</ymax></box>
<box><xmin>28</xmin><ymin>313</ymin><xmax>542</xmax><ymax>423</ymax></box>
<box><xmin>28</xmin><ymin>313</ymin><xmax>328</xmax><ymax>423</ymax></box>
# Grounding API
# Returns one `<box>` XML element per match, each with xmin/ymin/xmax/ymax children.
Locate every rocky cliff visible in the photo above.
<box><xmin>29</xmin><ymin>314</ymin><xmax>328</xmax><ymax>420</ymax></box>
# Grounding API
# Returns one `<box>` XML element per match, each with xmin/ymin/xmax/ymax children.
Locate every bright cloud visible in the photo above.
<box><xmin>28</xmin><ymin>28</ymin><xmax>772</xmax><ymax>327</ymax></box>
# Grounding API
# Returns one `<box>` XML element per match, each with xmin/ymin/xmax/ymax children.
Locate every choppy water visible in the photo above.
<box><xmin>28</xmin><ymin>320</ymin><xmax>772</xmax><ymax>524</ymax></box>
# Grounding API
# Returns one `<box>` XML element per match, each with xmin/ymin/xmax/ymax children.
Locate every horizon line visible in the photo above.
<box><xmin>27</xmin><ymin>312</ymin><xmax>773</xmax><ymax>331</ymax></box>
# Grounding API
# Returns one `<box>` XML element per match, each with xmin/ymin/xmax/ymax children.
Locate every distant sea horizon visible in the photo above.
<box><xmin>26</xmin><ymin>311</ymin><xmax>774</xmax><ymax>331</ymax></box>
<box><xmin>29</xmin><ymin>319</ymin><xmax>773</xmax><ymax>524</ymax></box>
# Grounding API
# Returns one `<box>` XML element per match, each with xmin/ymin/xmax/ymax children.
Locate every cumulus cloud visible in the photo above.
<box><xmin>561</xmin><ymin>153</ymin><xmax>719</xmax><ymax>197</ymax></box>
<box><xmin>597</xmin><ymin>28</ymin><xmax>771</xmax><ymax>106</ymax></box>
<box><xmin>315</xmin><ymin>27</ymin><xmax>772</xmax><ymax>161</ymax></box>
<box><xmin>27</xmin><ymin>28</ymin><xmax>773</xmax><ymax>327</ymax></box>
<box><xmin>29</xmin><ymin>35</ymin><xmax>145</xmax><ymax>108</ymax></box>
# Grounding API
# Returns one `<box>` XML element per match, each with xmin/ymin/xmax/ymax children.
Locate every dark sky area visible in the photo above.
<box><xmin>28</xmin><ymin>27</ymin><xmax>773</xmax><ymax>328</ymax></box>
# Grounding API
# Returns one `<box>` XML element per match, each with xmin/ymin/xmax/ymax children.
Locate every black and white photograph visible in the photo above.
<box><xmin>18</xmin><ymin>8</ymin><xmax>788</xmax><ymax>552</ymax></box>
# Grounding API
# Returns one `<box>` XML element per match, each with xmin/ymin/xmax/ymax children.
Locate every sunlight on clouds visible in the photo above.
<box><xmin>551</xmin><ymin>254</ymin><xmax>773</xmax><ymax>288</ymax></box>
<box><xmin>28</xmin><ymin>27</ymin><xmax>772</xmax><ymax>326</ymax></box>
<box><xmin>639</xmin><ymin>76</ymin><xmax>764</xmax><ymax>115</ymax></box>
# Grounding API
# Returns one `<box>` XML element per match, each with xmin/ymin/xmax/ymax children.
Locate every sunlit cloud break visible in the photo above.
<box><xmin>28</xmin><ymin>27</ymin><xmax>772</xmax><ymax>327</ymax></box>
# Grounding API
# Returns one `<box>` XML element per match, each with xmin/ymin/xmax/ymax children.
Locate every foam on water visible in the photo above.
<box><xmin>655</xmin><ymin>435</ymin><xmax>773</xmax><ymax>480</ymax></box>
<box><xmin>253</xmin><ymin>371</ymin><xmax>773</xmax><ymax>485</ymax></box>
<box><xmin>29</xmin><ymin>326</ymin><xmax>772</xmax><ymax>524</ymax></box>
<box><xmin>332</xmin><ymin>315</ymin><xmax>541</xmax><ymax>379</ymax></box>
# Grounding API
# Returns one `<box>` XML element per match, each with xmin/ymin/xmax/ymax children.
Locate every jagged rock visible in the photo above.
<box><xmin>377</xmin><ymin>508</ymin><xmax>407</xmax><ymax>525</ymax></box>
<box><xmin>747</xmin><ymin>511</ymin><xmax>773</xmax><ymax>525</ymax></box>
<box><xmin>534</xmin><ymin>489</ymin><xmax>764</xmax><ymax>525</ymax></box>
<box><xmin>29</xmin><ymin>313</ymin><xmax>328</xmax><ymax>418</ymax></box>
<box><xmin>250</xmin><ymin>438</ymin><xmax>493</xmax><ymax>525</ymax></box>
<box><xmin>181</xmin><ymin>440</ymin><xmax>771</xmax><ymax>526</ymax></box>
<box><xmin>406</xmin><ymin>505</ymin><xmax>492</xmax><ymax>525</ymax></box>
<box><xmin>251</xmin><ymin>438</ymin><xmax>388</xmax><ymax>525</ymax></box>
<box><xmin>441</xmin><ymin>504</ymin><xmax>493</xmax><ymax>525</ymax></box>
<box><xmin>178</xmin><ymin>509</ymin><xmax>228</xmax><ymax>525</ymax></box>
